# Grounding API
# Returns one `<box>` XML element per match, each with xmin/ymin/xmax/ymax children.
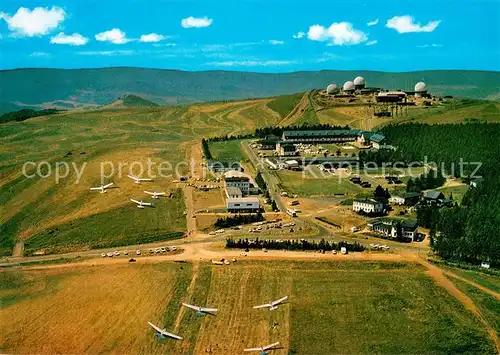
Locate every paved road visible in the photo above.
<box><xmin>240</xmin><ymin>140</ymin><xmax>287</xmax><ymax>212</ymax></box>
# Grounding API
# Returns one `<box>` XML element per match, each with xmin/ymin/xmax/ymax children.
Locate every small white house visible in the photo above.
<box><xmin>481</xmin><ymin>261</ymin><xmax>490</xmax><ymax>269</ymax></box>
<box><xmin>353</xmin><ymin>199</ymin><xmax>384</xmax><ymax>214</ymax></box>
<box><xmin>227</xmin><ymin>197</ymin><xmax>260</xmax><ymax>213</ymax></box>
<box><xmin>285</xmin><ymin>159</ymin><xmax>300</xmax><ymax>169</ymax></box>
<box><xmin>389</xmin><ymin>196</ymin><xmax>406</xmax><ymax>205</ymax></box>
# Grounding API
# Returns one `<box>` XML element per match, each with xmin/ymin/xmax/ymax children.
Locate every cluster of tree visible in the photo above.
<box><xmin>255</xmin><ymin>172</ymin><xmax>279</xmax><ymax>212</ymax></box>
<box><xmin>214</xmin><ymin>213</ymin><xmax>264</xmax><ymax>228</ymax></box>
<box><xmin>382</xmin><ymin>123</ymin><xmax>500</xmax><ymax>265</ymax></box>
<box><xmin>416</xmin><ymin>204</ymin><xmax>441</xmax><ymax>230</ymax></box>
<box><xmin>373</xmin><ymin>185</ymin><xmax>391</xmax><ymax>201</ymax></box>
<box><xmin>0</xmin><ymin>108</ymin><xmax>62</xmax><ymax>124</ymax></box>
<box><xmin>204</xmin><ymin>123</ymin><xmax>350</xmax><ymax>142</ymax></box>
<box><xmin>381</xmin><ymin>123</ymin><xmax>499</xmax><ymax>177</ymax></box>
<box><xmin>255</xmin><ymin>172</ymin><xmax>267</xmax><ymax>191</ymax></box>
<box><xmin>226</xmin><ymin>238</ymin><xmax>365</xmax><ymax>252</ymax></box>
<box><xmin>201</xmin><ymin>138</ymin><xmax>213</xmax><ymax>160</ymax></box>
<box><xmin>355</xmin><ymin>209</ymin><xmax>387</xmax><ymax>218</ymax></box>
<box><xmin>406</xmin><ymin>168</ymin><xmax>446</xmax><ymax>193</ymax></box>
<box><xmin>430</xmin><ymin>167</ymin><xmax>500</xmax><ymax>265</ymax></box>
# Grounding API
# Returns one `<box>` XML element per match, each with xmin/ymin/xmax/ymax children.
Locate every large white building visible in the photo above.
<box><xmin>353</xmin><ymin>199</ymin><xmax>384</xmax><ymax>214</ymax></box>
<box><xmin>226</xmin><ymin>197</ymin><xmax>261</xmax><ymax>213</ymax></box>
<box><xmin>223</xmin><ymin>171</ymin><xmax>259</xmax><ymax>195</ymax></box>
<box><xmin>368</xmin><ymin>219</ymin><xmax>419</xmax><ymax>242</ymax></box>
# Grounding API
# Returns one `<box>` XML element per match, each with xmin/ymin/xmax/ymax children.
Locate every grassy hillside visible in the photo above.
<box><xmin>122</xmin><ymin>94</ymin><xmax>159</xmax><ymax>107</ymax></box>
<box><xmin>0</xmin><ymin>68</ymin><xmax>498</xmax><ymax>113</ymax></box>
<box><xmin>266</xmin><ymin>92</ymin><xmax>304</xmax><ymax>118</ymax></box>
<box><xmin>0</xmin><ymin>98</ymin><xmax>280</xmax><ymax>256</ymax></box>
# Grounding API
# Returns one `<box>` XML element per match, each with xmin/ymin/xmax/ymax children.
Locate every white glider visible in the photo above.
<box><xmin>148</xmin><ymin>322</ymin><xmax>182</xmax><ymax>340</ymax></box>
<box><xmin>144</xmin><ymin>191</ymin><xmax>166</xmax><ymax>199</ymax></box>
<box><xmin>127</xmin><ymin>174</ymin><xmax>153</xmax><ymax>184</ymax></box>
<box><xmin>89</xmin><ymin>182</ymin><xmax>113</xmax><ymax>194</ymax></box>
<box><xmin>253</xmin><ymin>296</ymin><xmax>288</xmax><ymax>311</ymax></box>
<box><xmin>130</xmin><ymin>198</ymin><xmax>153</xmax><ymax>209</ymax></box>
<box><xmin>182</xmin><ymin>303</ymin><xmax>217</xmax><ymax>314</ymax></box>
<box><xmin>244</xmin><ymin>342</ymin><xmax>280</xmax><ymax>353</ymax></box>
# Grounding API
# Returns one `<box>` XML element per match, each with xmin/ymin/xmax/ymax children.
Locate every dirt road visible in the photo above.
<box><xmin>405</xmin><ymin>252</ymin><xmax>500</xmax><ymax>353</ymax></box>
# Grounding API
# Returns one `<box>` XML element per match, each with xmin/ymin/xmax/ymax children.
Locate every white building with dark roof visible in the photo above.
<box><xmin>224</xmin><ymin>171</ymin><xmax>259</xmax><ymax>195</ymax></box>
<box><xmin>227</xmin><ymin>197</ymin><xmax>261</xmax><ymax>213</ymax></box>
<box><xmin>353</xmin><ymin>199</ymin><xmax>384</xmax><ymax>214</ymax></box>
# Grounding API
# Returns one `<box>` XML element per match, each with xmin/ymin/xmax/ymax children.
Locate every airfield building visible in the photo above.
<box><xmin>368</xmin><ymin>218</ymin><xmax>419</xmax><ymax>242</ymax></box>
<box><xmin>376</xmin><ymin>91</ymin><xmax>407</xmax><ymax>103</ymax></box>
<box><xmin>280</xmin><ymin>129</ymin><xmax>386</xmax><ymax>149</ymax></box>
<box><xmin>276</xmin><ymin>142</ymin><xmax>298</xmax><ymax>156</ymax></box>
<box><xmin>257</xmin><ymin>134</ymin><xmax>281</xmax><ymax>150</ymax></box>
<box><xmin>224</xmin><ymin>171</ymin><xmax>259</xmax><ymax>195</ymax></box>
<box><xmin>353</xmin><ymin>199</ymin><xmax>385</xmax><ymax>214</ymax></box>
<box><xmin>226</xmin><ymin>197</ymin><xmax>261</xmax><ymax>213</ymax></box>
<box><xmin>369</xmin><ymin>134</ymin><xmax>387</xmax><ymax>149</ymax></box>
<box><xmin>389</xmin><ymin>192</ymin><xmax>420</xmax><ymax>206</ymax></box>
<box><xmin>281</xmin><ymin>130</ymin><xmax>360</xmax><ymax>144</ymax></box>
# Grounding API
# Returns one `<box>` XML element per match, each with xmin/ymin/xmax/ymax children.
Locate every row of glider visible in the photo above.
<box><xmin>89</xmin><ymin>175</ymin><xmax>166</xmax><ymax>208</ymax></box>
<box><xmin>148</xmin><ymin>297</ymin><xmax>287</xmax><ymax>352</ymax></box>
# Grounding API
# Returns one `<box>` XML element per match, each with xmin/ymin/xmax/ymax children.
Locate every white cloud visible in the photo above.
<box><xmin>366</xmin><ymin>40</ymin><xmax>378</xmax><ymax>46</ymax></box>
<box><xmin>206</xmin><ymin>60</ymin><xmax>294</xmax><ymax>67</ymax></box>
<box><xmin>269</xmin><ymin>39</ymin><xmax>284</xmax><ymax>45</ymax></box>
<box><xmin>386</xmin><ymin>15</ymin><xmax>441</xmax><ymax>33</ymax></box>
<box><xmin>95</xmin><ymin>28</ymin><xmax>131</xmax><ymax>44</ymax></box>
<box><xmin>181</xmin><ymin>16</ymin><xmax>213</xmax><ymax>28</ymax></box>
<box><xmin>307</xmin><ymin>22</ymin><xmax>367</xmax><ymax>45</ymax></box>
<box><xmin>50</xmin><ymin>32</ymin><xmax>88</xmax><ymax>46</ymax></box>
<box><xmin>292</xmin><ymin>31</ymin><xmax>305</xmax><ymax>39</ymax></box>
<box><xmin>0</xmin><ymin>6</ymin><xmax>65</xmax><ymax>37</ymax></box>
<box><xmin>140</xmin><ymin>33</ymin><xmax>167</xmax><ymax>43</ymax></box>
<box><xmin>367</xmin><ymin>19</ymin><xmax>379</xmax><ymax>26</ymax></box>
<box><xmin>77</xmin><ymin>50</ymin><xmax>135</xmax><ymax>56</ymax></box>
<box><xmin>417</xmin><ymin>43</ymin><xmax>442</xmax><ymax>48</ymax></box>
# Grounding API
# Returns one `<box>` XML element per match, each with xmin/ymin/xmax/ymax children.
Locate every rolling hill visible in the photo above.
<box><xmin>0</xmin><ymin>67</ymin><xmax>498</xmax><ymax>113</ymax></box>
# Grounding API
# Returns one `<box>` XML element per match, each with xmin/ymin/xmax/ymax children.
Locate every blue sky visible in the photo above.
<box><xmin>1</xmin><ymin>0</ymin><xmax>499</xmax><ymax>72</ymax></box>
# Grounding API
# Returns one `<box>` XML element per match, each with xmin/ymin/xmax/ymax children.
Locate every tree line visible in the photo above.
<box><xmin>379</xmin><ymin>123</ymin><xmax>500</xmax><ymax>265</ymax></box>
<box><xmin>430</xmin><ymin>166</ymin><xmax>500</xmax><ymax>265</ymax></box>
<box><xmin>406</xmin><ymin>168</ymin><xmax>446</xmax><ymax>193</ymax></box>
<box><xmin>226</xmin><ymin>238</ymin><xmax>365</xmax><ymax>252</ymax></box>
<box><xmin>201</xmin><ymin>138</ymin><xmax>213</xmax><ymax>160</ymax></box>
<box><xmin>214</xmin><ymin>213</ymin><xmax>264</xmax><ymax>228</ymax></box>
<box><xmin>255</xmin><ymin>172</ymin><xmax>279</xmax><ymax>211</ymax></box>
<box><xmin>0</xmin><ymin>108</ymin><xmax>63</xmax><ymax>124</ymax></box>
<box><xmin>381</xmin><ymin>123</ymin><xmax>499</xmax><ymax>177</ymax></box>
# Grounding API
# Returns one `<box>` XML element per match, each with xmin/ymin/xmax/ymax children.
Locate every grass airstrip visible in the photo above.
<box><xmin>0</xmin><ymin>260</ymin><xmax>497</xmax><ymax>354</ymax></box>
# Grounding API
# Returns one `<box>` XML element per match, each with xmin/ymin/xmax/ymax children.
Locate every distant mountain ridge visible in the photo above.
<box><xmin>0</xmin><ymin>67</ymin><xmax>498</xmax><ymax>113</ymax></box>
